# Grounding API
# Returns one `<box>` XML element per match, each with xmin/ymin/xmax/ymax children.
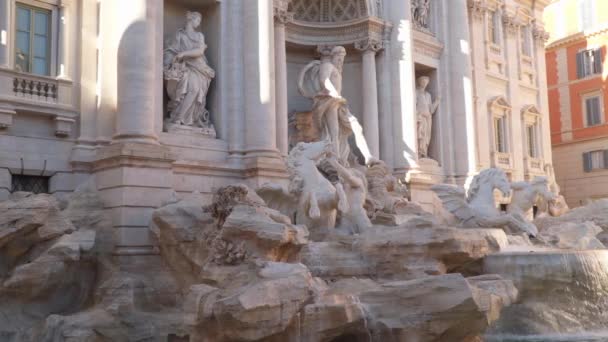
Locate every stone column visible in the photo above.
<box><xmin>355</xmin><ymin>38</ymin><xmax>382</xmax><ymax>158</ymax></box>
<box><xmin>57</xmin><ymin>4</ymin><xmax>69</xmax><ymax>78</ymax></box>
<box><xmin>273</xmin><ymin>0</ymin><xmax>292</xmax><ymax>156</ymax></box>
<box><xmin>94</xmin><ymin>0</ymin><xmax>173</xmax><ymax>257</ymax></box>
<box><xmin>0</xmin><ymin>0</ymin><xmax>10</xmax><ymax>68</ymax></box>
<box><xmin>385</xmin><ymin>0</ymin><xmax>418</xmax><ymax>175</ymax></box>
<box><xmin>243</xmin><ymin>0</ymin><xmax>278</xmax><ymax>157</ymax></box>
<box><xmin>444</xmin><ymin>0</ymin><xmax>476</xmax><ymax>185</ymax></box>
<box><xmin>113</xmin><ymin>0</ymin><xmax>158</xmax><ymax>144</ymax></box>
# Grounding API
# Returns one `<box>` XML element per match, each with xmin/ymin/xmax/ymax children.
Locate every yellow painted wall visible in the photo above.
<box><xmin>544</xmin><ymin>0</ymin><xmax>608</xmax><ymax>43</ymax></box>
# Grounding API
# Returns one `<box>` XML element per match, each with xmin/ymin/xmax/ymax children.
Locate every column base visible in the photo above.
<box><xmin>94</xmin><ymin>142</ymin><xmax>175</xmax><ymax>257</ymax></box>
<box><xmin>111</xmin><ymin>133</ymin><xmax>159</xmax><ymax>145</ymax></box>
<box><xmin>407</xmin><ymin>158</ymin><xmax>445</xmax><ymax>216</ymax></box>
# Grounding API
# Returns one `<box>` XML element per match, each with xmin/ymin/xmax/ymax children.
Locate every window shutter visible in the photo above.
<box><xmin>594</xmin><ymin>48</ymin><xmax>603</xmax><ymax>74</ymax></box>
<box><xmin>583</xmin><ymin>152</ymin><xmax>592</xmax><ymax>172</ymax></box>
<box><xmin>593</xmin><ymin>97</ymin><xmax>601</xmax><ymax>125</ymax></box>
<box><xmin>604</xmin><ymin>150</ymin><xmax>608</xmax><ymax>168</ymax></box>
<box><xmin>577</xmin><ymin>52</ymin><xmax>584</xmax><ymax>78</ymax></box>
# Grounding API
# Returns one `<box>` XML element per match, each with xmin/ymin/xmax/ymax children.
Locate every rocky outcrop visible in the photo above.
<box><xmin>151</xmin><ymin>185</ymin><xmax>309</xmax><ymax>288</ymax></box>
<box><xmin>302</xmin><ymin>225</ymin><xmax>508</xmax><ymax>281</ymax></box>
<box><xmin>0</xmin><ymin>187</ymin><xmax>103</xmax><ymax>341</ymax></box>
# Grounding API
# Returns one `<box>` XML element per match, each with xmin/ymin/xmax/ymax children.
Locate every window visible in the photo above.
<box><xmin>578</xmin><ymin>0</ymin><xmax>595</xmax><ymax>32</ymax></box>
<box><xmin>526</xmin><ymin>124</ymin><xmax>538</xmax><ymax>157</ymax></box>
<box><xmin>583</xmin><ymin>150</ymin><xmax>608</xmax><ymax>172</ymax></box>
<box><xmin>11</xmin><ymin>175</ymin><xmax>49</xmax><ymax>193</ymax></box>
<box><xmin>583</xmin><ymin>94</ymin><xmax>603</xmax><ymax>127</ymax></box>
<box><xmin>576</xmin><ymin>48</ymin><xmax>602</xmax><ymax>78</ymax></box>
<box><xmin>494</xmin><ymin>116</ymin><xmax>508</xmax><ymax>153</ymax></box>
<box><xmin>488</xmin><ymin>11</ymin><xmax>501</xmax><ymax>45</ymax></box>
<box><xmin>520</xmin><ymin>25</ymin><xmax>532</xmax><ymax>56</ymax></box>
<box><xmin>14</xmin><ymin>3</ymin><xmax>51</xmax><ymax>76</ymax></box>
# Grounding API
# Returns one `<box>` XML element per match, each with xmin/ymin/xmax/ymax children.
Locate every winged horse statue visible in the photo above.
<box><xmin>432</xmin><ymin>168</ymin><xmax>538</xmax><ymax>237</ymax></box>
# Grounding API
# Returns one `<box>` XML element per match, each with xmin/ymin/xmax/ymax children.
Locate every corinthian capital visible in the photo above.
<box><xmin>502</xmin><ymin>14</ymin><xmax>520</xmax><ymax>35</ymax></box>
<box><xmin>467</xmin><ymin>0</ymin><xmax>488</xmax><ymax>21</ymax></box>
<box><xmin>274</xmin><ymin>0</ymin><xmax>293</xmax><ymax>24</ymax></box>
<box><xmin>354</xmin><ymin>38</ymin><xmax>384</xmax><ymax>53</ymax></box>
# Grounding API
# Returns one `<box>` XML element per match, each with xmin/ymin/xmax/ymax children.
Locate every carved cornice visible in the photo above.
<box><xmin>354</xmin><ymin>38</ymin><xmax>383</xmax><ymax>53</ymax></box>
<box><xmin>413</xmin><ymin>29</ymin><xmax>444</xmax><ymax>60</ymax></box>
<box><xmin>286</xmin><ymin>16</ymin><xmax>392</xmax><ymax>48</ymax></box>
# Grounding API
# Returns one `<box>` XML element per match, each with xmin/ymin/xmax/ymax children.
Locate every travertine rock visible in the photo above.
<box><xmin>0</xmin><ymin>193</ymin><xmax>75</xmax><ymax>272</ymax></box>
<box><xmin>358</xmin><ymin>273</ymin><xmax>516</xmax><ymax>341</ymax></box>
<box><xmin>539</xmin><ymin>221</ymin><xmax>605</xmax><ymax>250</ymax></box>
<box><xmin>0</xmin><ymin>191</ymin><xmax>103</xmax><ymax>341</ymax></box>
<box><xmin>534</xmin><ymin>199</ymin><xmax>608</xmax><ymax>232</ymax></box>
<box><xmin>212</xmin><ymin>262</ymin><xmax>323</xmax><ymax>341</ymax></box>
<box><xmin>302</xmin><ymin>225</ymin><xmax>508</xmax><ymax>281</ymax></box>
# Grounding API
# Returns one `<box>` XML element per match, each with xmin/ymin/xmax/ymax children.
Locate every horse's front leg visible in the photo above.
<box><xmin>307</xmin><ymin>191</ymin><xmax>321</xmax><ymax>219</ymax></box>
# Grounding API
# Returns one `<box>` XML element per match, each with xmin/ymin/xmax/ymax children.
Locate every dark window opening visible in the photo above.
<box><xmin>11</xmin><ymin>175</ymin><xmax>49</xmax><ymax>194</ymax></box>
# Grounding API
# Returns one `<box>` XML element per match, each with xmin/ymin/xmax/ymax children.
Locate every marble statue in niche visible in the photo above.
<box><xmin>163</xmin><ymin>11</ymin><xmax>216</xmax><ymax>137</ymax></box>
<box><xmin>297</xmin><ymin>45</ymin><xmax>373</xmax><ymax>165</ymax></box>
<box><xmin>412</xmin><ymin>0</ymin><xmax>431</xmax><ymax>31</ymax></box>
<box><xmin>415</xmin><ymin>76</ymin><xmax>440</xmax><ymax>159</ymax></box>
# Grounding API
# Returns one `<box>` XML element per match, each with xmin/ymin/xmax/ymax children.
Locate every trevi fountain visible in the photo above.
<box><xmin>1</xmin><ymin>3</ymin><xmax>608</xmax><ymax>342</ymax></box>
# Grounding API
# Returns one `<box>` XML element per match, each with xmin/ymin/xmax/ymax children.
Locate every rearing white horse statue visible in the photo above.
<box><xmin>432</xmin><ymin>168</ymin><xmax>539</xmax><ymax>237</ymax></box>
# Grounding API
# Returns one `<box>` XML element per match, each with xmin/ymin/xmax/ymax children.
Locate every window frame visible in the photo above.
<box><xmin>582</xmin><ymin>91</ymin><xmax>604</xmax><ymax>127</ymax></box>
<box><xmin>11</xmin><ymin>0</ymin><xmax>58</xmax><ymax>77</ymax></box>
<box><xmin>583</xmin><ymin>149</ymin><xmax>608</xmax><ymax>172</ymax></box>
<box><xmin>488</xmin><ymin>10</ymin><xmax>502</xmax><ymax>46</ymax></box>
<box><xmin>576</xmin><ymin>48</ymin><xmax>603</xmax><ymax>79</ymax></box>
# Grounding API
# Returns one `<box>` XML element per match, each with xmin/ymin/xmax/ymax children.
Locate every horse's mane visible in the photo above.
<box><xmin>467</xmin><ymin>168</ymin><xmax>506</xmax><ymax>203</ymax></box>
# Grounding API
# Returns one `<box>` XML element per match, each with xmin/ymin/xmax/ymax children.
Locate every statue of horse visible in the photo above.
<box><xmin>256</xmin><ymin>140</ymin><xmax>348</xmax><ymax>234</ymax></box>
<box><xmin>432</xmin><ymin>168</ymin><xmax>539</xmax><ymax>236</ymax></box>
<box><xmin>508</xmin><ymin>176</ymin><xmax>556</xmax><ymax>220</ymax></box>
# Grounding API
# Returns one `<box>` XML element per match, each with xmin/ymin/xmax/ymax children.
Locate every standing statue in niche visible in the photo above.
<box><xmin>163</xmin><ymin>11</ymin><xmax>216</xmax><ymax>134</ymax></box>
<box><xmin>298</xmin><ymin>46</ymin><xmax>373</xmax><ymax>165</ymax></box>
<box><xmin>412</xmin><ymin>0</ymin><xmax>431</xmax><ymax>30</ymax></box>
<box><xmin>415</xmin><ymin>76</ymin><xmax>440</xmax><ymax>159</ymax></box>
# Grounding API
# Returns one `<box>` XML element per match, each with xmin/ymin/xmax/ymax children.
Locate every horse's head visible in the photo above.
<box><xmin>290</xmin><ymin>140</ymin><xmax>331</xmax><ymax>162</ymax></box>
<box><xmin>531</xmin><ymin>176</ymin><xmax>556</xmax><ymax>201</ymax></box>
<box><xmin>467</xmin><ymin>168</ymin><xmax>511</xmax><ymax>202</ymax></box>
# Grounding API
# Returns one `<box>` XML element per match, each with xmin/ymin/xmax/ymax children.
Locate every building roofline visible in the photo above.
<box><xmin>546</xmin><ymin>23</ymin><xmax>608</xmax><ymax>50</ymax></box>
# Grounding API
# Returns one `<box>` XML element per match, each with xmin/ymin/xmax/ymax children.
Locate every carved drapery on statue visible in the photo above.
<box><xmin>411</xmin><ymin>0</ymin><xmax>431</xmax><ymax>32</ymax></box>
<box><xmin>163</xmin><ymin>11</ymin><xmax>216</xmax><ymax>136</ymax></box>
<box><xmin>415</xmin><ymin>76</ymin><xmax>440</xmax><ymax>159</ymax></box>
<box><xmin>297</xmin><ymin>46</ymin><xmax>373</xmax><ymax>165</ymax></box>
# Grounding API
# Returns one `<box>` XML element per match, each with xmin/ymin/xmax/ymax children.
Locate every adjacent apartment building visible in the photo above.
<box><xmin>545</xmin><ymin>0</ymin><xmax>608</xmax><ymax>207</ymax></box>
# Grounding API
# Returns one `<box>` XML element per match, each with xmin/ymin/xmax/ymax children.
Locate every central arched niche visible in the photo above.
<box><xmin>285</xmin><ymin>0</ymin><xmax>388</xmax><ymax>148</ymax></box>
<box><xmin>289</xmin><ymin>0</ymin><xmax>379</xmax><ymax>22</ymax></box>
